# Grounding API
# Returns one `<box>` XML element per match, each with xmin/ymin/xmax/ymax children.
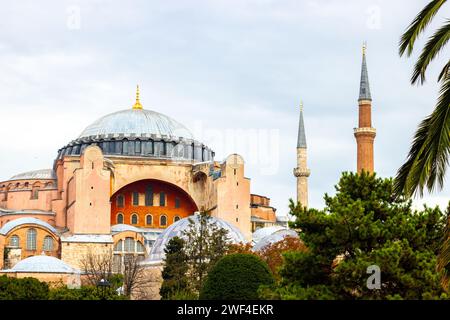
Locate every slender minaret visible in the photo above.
<box><xmin>293</xmin><ymin>101</ymin><xmax>310</xmax><ymax>208</ymax></box>
<box><xmin>354</xmin><ymin>43</ymin><xmax>376</xmax><ymax>173</ymax></box>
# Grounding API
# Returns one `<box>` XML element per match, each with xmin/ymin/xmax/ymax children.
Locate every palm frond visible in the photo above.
<box><xmin>411</xmin><ymin>19</ymin><xmax>450</xmax><ymax>85</ymax></box>
<box><xmin>399</xmin><ymin>0</ymin><xmax>447</xmax><ymax>57</ymax></box>
<box><xmin>394</xmin><ymin>76</ymin><xmax>450</xmax><ymax>197</ymax></box>
<box><xmin>438</xmin><ymin>60</ymin><xmax>450</xmax><ymax>82</ymax></box>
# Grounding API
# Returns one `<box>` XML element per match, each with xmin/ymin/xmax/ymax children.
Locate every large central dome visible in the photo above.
<box><xmin>79</xmin><ymin>109</ymin><xmax>194</xmax><ymax>140</ymax></box>
<box><xmin>56</xmin><ymin>87</ymin><xmax>214</xmax><ymax>162</ymax></box>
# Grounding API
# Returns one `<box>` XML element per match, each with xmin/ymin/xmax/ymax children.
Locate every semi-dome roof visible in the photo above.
<box><xmin>7</xmin><ymin>255</ymin><xmax>79</xmax><ymax>273</ymax></box>
<box><xmin>143</xmin><ymin>214</ymin><xmax>247</xmax><ymax>264</ymax></box>
<box><xmin>0</xmin><ymin>217</ymin><xmax>58</xmax><ymax>236</ymax></box>
<box><xmin>253</xmin><ymin>228</ymin><xmax>299</xmax><ymax>251</ymax></box>
<box><xmin>9</xmin><ymin>169</ymin><xmax>56</xmax><ymax>181</ymax></box>
<box><xmin>79</xmin><ymin>109</ymin><xmax>194</xmax><ymax>140</ymax></box>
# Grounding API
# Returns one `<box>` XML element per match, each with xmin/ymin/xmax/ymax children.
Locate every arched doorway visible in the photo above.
<box><xmin>110</xmin><ymin>179</ymin><xmax>198</xmax><ymax>228</ymax></box>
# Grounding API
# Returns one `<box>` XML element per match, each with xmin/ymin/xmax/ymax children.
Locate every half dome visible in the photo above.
<box><xmin>143</xmin><ymin>214</ymin><xmax>247</xmax><ymax>264</ymax></box>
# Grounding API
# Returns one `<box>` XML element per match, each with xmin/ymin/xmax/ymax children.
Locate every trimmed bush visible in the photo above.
<box><xmin>199</xmin><ymin>253</ymin><xmax>274</xmax><ymax>300</ymax></box>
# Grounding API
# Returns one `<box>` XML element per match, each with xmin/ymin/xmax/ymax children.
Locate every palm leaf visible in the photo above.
<box><xmin>399</xmin><ymin>0</ymin><xmax>447</xmax><ymax>58</ymax></box>
<box><xmin>411</xmin><ymin>19</ymin><xmax>450</xmax><ymax>85</ymax></box>
<box><xmin>438</xmin><ymin>60</ymin><xmax>450</xmax><ymax>82</ymax></box>
<box><xmin>394</xmin><ymin>76</ymin><xmax>450</xmax><ymax>197</ymax></box>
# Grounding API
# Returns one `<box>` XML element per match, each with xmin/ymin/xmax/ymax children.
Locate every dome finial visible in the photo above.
<box><xmin>362</xmin><ymin>41</ymin><xmax>367</xmax><ymax>56</ymax></box>
<box><xmin>300</xmin><ymin>100</ymin><xmax>304</xmax><ymax>112</ymax></box>
<box><xmin>132</xmin><ymin>85</ymin><xmax>143</xmax><ymax>110</ymax></box>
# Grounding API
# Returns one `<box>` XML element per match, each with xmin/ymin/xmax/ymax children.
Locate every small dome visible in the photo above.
<box><xmin>9</xmin><ymin>169</ymin><xmax>56</xmax><ymax>181</ymax></box>
<box><xmin>9</xmin><ymin>255</ymin><xmax>79</xmax><ymax>273</ymax></box>
<box><xmin>79</xmin><ymin>109</ymin><xmax>194</xmax><ymax>140</ymax></box>
<box><xmin>143</xmin><ymin>214</ymin><xmax>247</xmax><ymax>264</ymax></box>
<box><xmin>253</xmin><ymin>228</ymin><xmax>298</xmax><ymax>251</ymax></box>
<box><xmin>252</xmin><ymin>226</ymin><xmax>285</xmax><ymax>244</ymax></box>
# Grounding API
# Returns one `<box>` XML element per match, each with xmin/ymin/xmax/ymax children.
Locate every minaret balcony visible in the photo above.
<box><xmin>293</xmin><ymin>167</ymin><xmax>310</xmax><ymax>177</ymax></box>
<box><xmin>353</xmin><ymin>127</ymin><xmax>376</xmax><ymax>137</ymax></box>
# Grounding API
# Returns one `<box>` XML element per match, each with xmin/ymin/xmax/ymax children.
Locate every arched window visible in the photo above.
<box><xmin>27</xmin><ymin>229</ymin><xmax>37</xmax><ymax>250</ymax></box>
<box><xmin>160</xmin><ymin>215</ymin><xmax>167</xmax><ymax>226</ymax></box>
<box><xmin>145</xmin><ymin>186</ymin><xmax>153</xmax><ymax>206</ymax></box>
<box><xmin>9</xmin><ymin>235</ymin><xmax>19</xmax><ymax>247</ymax></box>
<box><xmin>131</xmin><ymin>214</ymin><xmax>138</xmax><ymax>225</ymax></box>
<box><xmin>174</xmin><ymin>216</ymin><xmax>181</xmax><ymax>223</ymax></box>
<box><xmin>175</xmin><ymin>197</ymin><xmax>181</xmax><ymax>208</ymax></box>
<box><xmin>124</xmin><ymin>237</ymin><xmax>135</xmax><ymax>252</ymax></box>
<box><xmin>132</xmin><ymin>192</ymin><xmax>139</xmax><ymax>206</ymax></box>
<box><xmin>114</xmin><ymin>240</ymin><xmax>123</xmax><ymax>252</ymax></box>
<box><xmin>160</xmin><ymin>192</ymin><xmax>166</xmax><ymax>206</ymax></box>
<box><xmin>117</xmin><ymin>213</ymin><xmax>124</xmax><ymax>224</ymax></box>
<box><xmin>146</xmin><ymin>214</ymin><xmax>153</xmax><ymax>226</ymax></box>
<box><xmin>43</xmin><ymin>236</ymin><xmax>53</xmax><ymax>251</ymax></box>
<box><xmin>136</xmin><ymin>241</ymin><xmax>145</xmax><ymax>253</ymax></box>
<box><xmin>117</xmin><ymin>195</ymin><xmax>125</xmax><ymax>208</ymax></box>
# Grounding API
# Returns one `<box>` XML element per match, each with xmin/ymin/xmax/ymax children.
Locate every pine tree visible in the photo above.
<box><xmin>261</xmin><ymin>172</ymin><xmax>449</xmax><ymax>300</ymax></box>
<box><xmin>160</xmin><ymin>236</ymin><xmax>190</xmax><ymax>299</ymax></box>
<box><xmin>182</xmin><ymin>212</ymin><xmax>231</xmax><ymax>293</ymax></box>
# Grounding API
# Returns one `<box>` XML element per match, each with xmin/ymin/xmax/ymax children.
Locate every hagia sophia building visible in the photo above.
<box><xmin>0</xmin><ymin>46</ymin><xmax>375</xmax><ymax>295</ymax></box>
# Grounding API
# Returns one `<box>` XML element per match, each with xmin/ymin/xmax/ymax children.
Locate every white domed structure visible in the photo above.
<box><xmin>7</xmin><ymin>255</ymin><xmax>79</xmax><ymax>274</ymax></box>
<box><xmin>57</xmin><ymin>101</ymin><xmax>214</xmax><ymax>162</ymax></box>
<box><xmin>143</xmin><ymin>214</ymin><xmax>247</xmax><ymax>264</ymax></box>
<box><xmin>79</xmin><ymin>109</ymin><xmax>194</xmax><ymax>140</ymax></box>
<box><xmin>252</xmin><ymin>225</ymin><xmax>285</xmax><ymax>245</ymax></box>
<box><xmin>252</xmin><ymin>227</ymin><xmax>299</xmax><ymax>251</ymax></box>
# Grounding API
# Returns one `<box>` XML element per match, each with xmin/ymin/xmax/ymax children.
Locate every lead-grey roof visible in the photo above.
<box><xmin>0</xmin><ymin>208</ymin><xmax>56</xmax><ymax>217</ymax></box>
<box><xmin>9</xmin><ymin>169</ymin><xmax>56</xmax><ymax>181</ymax></box>
<box><xmin>111</xmin><ymin>224</ymin><xmax>143</xmax><ymax>234</ymax></box>
<box><xmin>359</xmin><ymin>51</ymin><xmax>372</xmax><ymax>101</ymax></box>
<box><xmin>0</xmin><ymin>217</ymin><xmax>58</xmax><ymax>235</ymax></box>
<box><xmin>5</xmin><ymin>255</ymin><xmax>79</xmax><ymax>274</ymax></box>
<box><xmin>60</xmin><ymin>234</ymin><xmax>113</xmax><ymax>243</ymax></box>
<box><xmin>297</xmin><ymin>108</ymin><xmax>307</xmax><ymax>148</ymax></box>
<box><xmin>252</xmin><ymin>225</ymin><xmax>285</xmax><ymax>244</ymax></box>
<box><xmin>253</xmin><ymin>228</ymin><xmax>299</xmax><ymax>251</ymax></box>
<box><xmin>78</xmin><ymin>108</ymin><xmax>194</xmax><ymax>140</ymax></box>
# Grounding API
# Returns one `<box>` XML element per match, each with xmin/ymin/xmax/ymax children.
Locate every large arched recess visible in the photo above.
<box><xmin>110</xmin><ymin>179</ymin><xmax>199</xmax><ymax>229</ymax></box>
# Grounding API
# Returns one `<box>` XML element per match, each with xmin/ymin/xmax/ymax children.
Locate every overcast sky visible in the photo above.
<box><xmin>0</xmin><ymin>0</ymin><xmax>448</xmax><ymax>216</ymax></box>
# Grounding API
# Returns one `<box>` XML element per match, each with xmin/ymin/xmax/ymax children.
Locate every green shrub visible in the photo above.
<box><xmin>199</xmin><ymin>253</ymin><xmax>274</xmax><ymax>300</ymax></box>
<box><xmin>0</xmin><ymin>275</ymin><xmax>49</xmax><ymax>300</ymax></box>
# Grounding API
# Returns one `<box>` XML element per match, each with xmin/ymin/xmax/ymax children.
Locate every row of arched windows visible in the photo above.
<box><xmin>116</xmin><ymin>190</ymin><xmax>174</xmax><ymax>208</ymax></box>
<box><xmin>116</xmin><ymin>213</ymin><xmax>180</xmax><ymax>226</ymax></box>
<box><xmin>9</xmin><ymin>230</ymin><xmax>54</xmax><ymax>251</ymax></box>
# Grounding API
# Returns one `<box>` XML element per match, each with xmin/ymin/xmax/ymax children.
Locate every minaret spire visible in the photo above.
<box><xmin>359</xmin><ymin>42</ymin><xmax>372</xmax><ymax>101</ymax></box>
<box><xmin>132</xmin><ymin>85</ymin><xmax>143</xmax><ymax>110</ymax></box>
<box><xmin>297</xmin><ymin>100</ymin><xmax>307</xmax><ymax>148</ymax></box>
<box><xmin>354</xmin><ymin>43</ymin><xmax>376</xmax><ymax>173</ymax></box>
<box><xmin>294</xmin><ymin>100</ymin><xmax>310</xmax><ymax>208</ymax></box>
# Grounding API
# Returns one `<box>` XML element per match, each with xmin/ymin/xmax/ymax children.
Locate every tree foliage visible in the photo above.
<box><xmin>258</xmin><ymin>236</ymin><xmax>307</xmax><ymax>280</ymax></box>
<box><xmin>262</xmin><ymin>172</ymin><xmax>449</xmax><ymax>300</ymax></box>
<box><xmin>0</xmin><ymin>275</ymin><xmax>49</xmax><ymax>300</ymax></box>
<box><xmin>160</xmin><ymin>236</ymin><xmax>191</xmax><ymax>300</ymax></box>
<box><xmin>181</xmin><ymin>212</ymin><xmax>231</xmax><ymax>293</ymax></box>
<box><xmin>200</xmin><ymin>253</ymin><xmax>274</xmax><ymax>300</ymax></box>
<box><xmin>394</xmin><ymin>0</ymin><xmax>450</xmax><ymax>197</ymax></box>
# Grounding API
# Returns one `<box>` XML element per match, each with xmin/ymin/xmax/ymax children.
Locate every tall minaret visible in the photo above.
<box><xmin>354</xmin><ymin>43</ymin><xmax>376</xmax><ymax>173</ymax></box>
<box><xmin>293</xmin><ymin>101</ymin><xmax>310</xmax><ymax>208</ymax></box>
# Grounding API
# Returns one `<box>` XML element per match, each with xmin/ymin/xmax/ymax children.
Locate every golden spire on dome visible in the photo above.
<box><xmin>132</xmin><ymin>85</ymin><xmax>143</xmax><ymax>110</ymax></box>
<box><xmin>300</xmin><ymin>100</ymin><xmax>304</xmax><ymax>112</ymax></box>
<box><xmin>362</xmin><ymin>41</ymin><xmax>367</xmax><ymax>56</ymax></box>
